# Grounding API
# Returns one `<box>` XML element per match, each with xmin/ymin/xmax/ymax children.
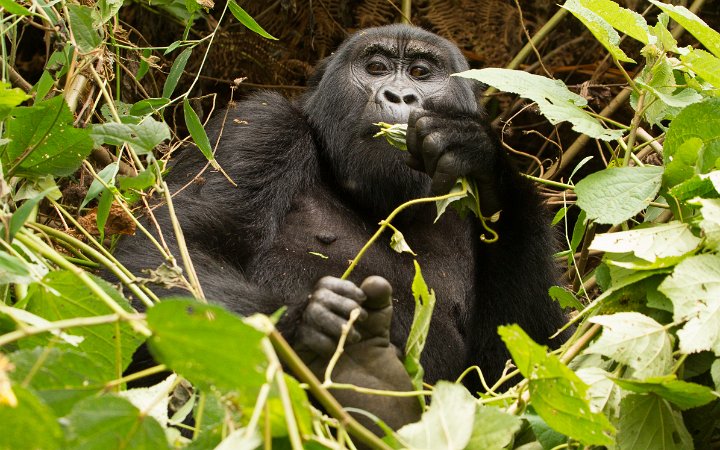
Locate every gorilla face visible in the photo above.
<box><xmin>303</xmin><ymin>25</ymin><xmax>480</xmax><ymax>218</ymax></box>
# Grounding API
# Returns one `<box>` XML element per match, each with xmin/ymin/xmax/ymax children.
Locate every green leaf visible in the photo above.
<box><xmin>147</xmin><ymin>298</ymin><xmax>268</xmax><ymax>393</ymax></box>
<box><xmin>64</xmin><ymin>395</ymin><xmax>170</xmax><ymax>450</ymax></box>
<box><xmin>649</xmin><ymin>0</ymin><xmax>720</xmax><ymax>57</ymax></box>
<box><xmin>90</xmin><ymin>117</ymin><xmax>171</xmax><ymax>155</ymax></box>
<box><xmin>389</xmin><ymin>228</ymin><xmax>416</xmax><ymax>255</ymax></box>
<box><xmin>664</xmin><ymin>99</ymin><xmax>720</xmax><ymax>188</ymax></box>
<box><xmin>576</xmin><ymin>0</ymin><xmax>650</xmax><ymax>44</ymax></box>
<box><xmin>97</xmin><ymin>0</ymin><xmax>123</xmax><ymax>24</ymax></box>
<box><xmin>183</xmin><ymin>98</ymin><xmax>222</xmax><ymax>171</ymax></box>
<box><xmin>33</xmin><ymin>70</ymin><xmax>55</xmax><ymax>102</ymax></box>
<box><xmin>129</xmin><ymin>97</ymin><xmax>170</xmax><ymax>116</ymax></box>
<box><xmin>397</xmin><ymin>382</ymin><xmax>476</xmax><ymax>450</ymax></box>
<box><xmin>455</xmin><ymin>69</ymin><xmax>623</xmax><ymax>141</ymax></box>
<box><xmin>404</xmin><ymin>260</ymin><xmax>436</xmax><ymax>391</ymax></box>
<box><xmin>562</xmin><ymin>0</ymin><xmax>635</xmax><ymax>62</ymax></box>
<box><xmin>67</xmin><ymin>4</ymin><xmax>102</xmax><ymax>53</ymax></box>
<box><xmin>0</xmin><ymin>82</ymin><xmax>31</xmax><ymax>120</ymax></box>
<box><xmin>95</xmin><ymin>187</ymin><xmax>114</xmax><ymax>240</ymax></box>
<box><xmin>8</xmin><ymin>347</ymin><xmax>110</xmax><ymax>416</ymax></box>
<box><xmin>585</xmin><ymin>312</ymin><xmax>673</xmax><ymax>378</ymax></box>
<box><xmin>589</xmin><ymin>222</ymin><xmax>700</xmax><ymax>263</ymax></box>
<box><xmin>0</xmin><ymin>0</ymin><xmax>32</xmax><ymax>15</ymax></box>
<box><xmin>81</xmin><ymin>162</ymin><xmax>118</xmax><ymax>209</ymax></box>
<box><xmin>634</xmin><ymin>60</ymin><xmax>702</xmax><ymax>125</ymax></box>
<box><xmin>524</xmin><ymin>409</ymin><xmax>569</xmax><ymax>450</ymax></box>
<box><xmin>575</xmin><ymin>166</ymin><xmax>664</xmax><ymax>225</ymax></box>
<box><xmin>162</xmin><ymin>47</ymin><xmax>192</xmax><ymax>98</ymax></box>
<box><xmin>681</xmin><ymin>49</ymin><xmax>720</xmax><ymax>88</ymax></box>
<box><xmin>697</xmin><ymin>198</ymin><xmax>720</xmax><ymax>251</ymax></box>
<box><xmin>575</xmin><ymin>367</ymin><xmax>622</xmax><ymax>416</ymax></box>
<box><xmin>1</xmin><ymin>96</ymin><xmax>94</xmax><ymax>177</ymax></box>
<box><xmin>499</xmin><ymin>325</ymin><xmax>615</xmax><ymax>446</ymax></box>
<box><xmin>668</xmin><ymin>173</ymin><xmax>717</xmax><ymax>202</ymax></box>
<box><xmin>227</xmin><ymin>0</ymin><xmax>277</xmax><ymax>40</ymax></box>
<box><xmin>616</xmin><ymin>394</ymin><xmax>693</xmax><ymax>450</ymax></box>
<box><xmin>118</xmin><ymin>167</ymin><xmax>157</xmax><ymax>192</ymax></box>
<box><xmin>658</xmin><ymin>253</ymin><xmax>720</xmax><ymax>355</ymax></box>
<box><xmin>0</xmin><ymin>252</ymin><xmax>40</xmax><ymax>284</ymax></box>
<box><xmin>24</xmin><ymin>271</ymin><xmax>143</xmax><ymax>379</ymax></box>
<box><xmin>548</xmin><ymin>286</ymin><xmax>584</xmax><ymax>310</ymax></box>
<box><xmin>8</xmin><ymin>186</ymin><xmax>58</xmax><ymax>241</ymax></box>
<box><xmin>466</xmin><ymin>405</ymin><xmax>522</xmax><ymax>450</ymax></box>
<box><xmin>612</xmin><ymin>376</ymin><xmax>715</xmax><ymax>410</ymax></box>
<box><xmin>374</xmin><ymin>122</ymin><xmax>408</xmax><ymax>151</ymax></box>
<box><xmin>0</xmin><ymin>386</ymin><xmax>63</xmax><ymax>450</ymax></box>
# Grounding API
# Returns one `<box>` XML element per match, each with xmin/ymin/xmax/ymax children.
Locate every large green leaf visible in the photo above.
<box><xmin>612</xmin><ymin>376</ymin><xmax>715</xmax><ymax>410</ymax></box>
<box><xmin>575</xmin><ymin>166</ymin><xmax>664</xmax><ymax>225</ymax></box>
<box><xmin>0</xmin><ymin>82</ymin><xmax>31</xmax><ymax>120</ymax></box>
<box><xmin>23</xmin><ymin>271</ymin><xmax>144</xmax><ymax>379</ymax></box>
<box><xmin>576</xmin><ymin>0</ymin><xmax>650</xmax><ymax>43</ymax></box>
<box><xmin>63</xmin><ymin>395</ymin><xmax>170</xmax><ymax>450</ymax></box>
<box><xmin>663</xmin><ymin>99</ymin><xmax>720</xmax><ymax>189</ymax></box>
<box><xmin>562</xmin><ymin>0</ymin><xmax>635</xmax><ymax>62</ymax></box>
<box><xmin>649</xmin><ymin>0</ymin><xmax>720</xmax><ymax>57</ymax></box>
<box><xmin>396</xmin><ymin>382</ymin><xmax>476</xmax><ymax>450</ymax></box>
<box><xmin>0</xmin><ymin>386</ymin><xmax>63</xmax><ymax>450</ymax></box>
<box><xmin>499</xmin><ymin>325</ymin><xmax>615</xmax><ymax>446</ymax></box>
<box><xmin>147</xmin><ymin>299</ymin><xmax>268</xmax><ymax>393</ymax></box>
<box><xmin>8</xmin><ymin>347</ymin><xmax>109</xmax><ymax>416</ymax></box>
<box><xmin>585</xmin><ymin>312</ymin><xmax>673</xmax><ymax>378</ymax></box>
<box><xmin>1</xmin><ymin>96</ymin><xmax>93</xmax><ymax>177</ymax></box>
<box><xmin>465</xmin><ymin>405</ymin><xmax>522</xmax><ymax>450</ymax></box>
<box><xmin>67</xmin><ymin>4</ymin><xmax>102</xmax><ymax>53</ymax></box>
<box><xmin>658</xmin><ymin>253</ymin><xmax>720</xmax><ymax>355</ymax></box>
<box><xmin>589</xmin><ymin>222</ymin><xmax>700</xmax><ymax>263</ymax></box>
<box><xmin>455</xmin><ymin>69</ymin><xmax>623</xmax><ymax>141</ymax></box>
<box><xmin>90</xmin><ymin>116</ymin><xmax>170</xmax><ymax>155</ymax></box>
<box><xmin>615</xmin><ymin>394</ymin><xmax>693</xmax><ymax>450</ymax></box>
<box><xmin>681</xmin><ymin>49</ymin><xmax>720</xmax><ymax>87</ymax></box>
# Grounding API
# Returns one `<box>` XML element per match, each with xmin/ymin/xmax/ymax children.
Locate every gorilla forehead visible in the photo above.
<box><xmin>333</xmin><ymin>25</ymin><xmax>469</xmax><ymax>71</ymax></box>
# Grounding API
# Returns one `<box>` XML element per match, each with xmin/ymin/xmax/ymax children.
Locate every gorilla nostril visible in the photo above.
<box><xmin>383</xmin><ymin>89</ymin><xmax>401</xmax><ymax>104</ymax></box>
<box><xmin>403</xmin><ymin>94</ymin><xmax>418</xmax><ymax>104</ymax></box>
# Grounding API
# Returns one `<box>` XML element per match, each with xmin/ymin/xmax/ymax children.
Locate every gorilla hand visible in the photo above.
<box><xmin>405</xmin><ymin>104</ymin><xmax>504</xmax><ymax>215</ymax></box>
<box><xmin>295</xmin><ymin>276</ymin><xmax>421</xmax><ymax>432</ymax></box>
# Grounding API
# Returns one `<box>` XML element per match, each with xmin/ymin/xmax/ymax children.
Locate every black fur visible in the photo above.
<box><xmin>116</xmin><ymin>25</ymin><xmax>566</xmax><ymax>408</ymax></box>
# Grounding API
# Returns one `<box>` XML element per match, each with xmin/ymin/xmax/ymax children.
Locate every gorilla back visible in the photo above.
<box><xmin>115</xmin><ymin>25</ymin><xmax>567</xmax><ymax>403</ymax></box>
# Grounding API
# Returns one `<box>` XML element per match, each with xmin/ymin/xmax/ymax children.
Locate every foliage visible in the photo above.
<box><xmin>1</xmin><ymin>0</ymin><xmax>719</xmax><ymax>449</ymax></box>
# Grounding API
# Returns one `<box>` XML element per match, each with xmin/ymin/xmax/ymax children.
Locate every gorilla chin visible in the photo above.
<box><xmin>114</xmin><ymin>24</ymin><xmax>568</xmax><ymax>435</ymax></box>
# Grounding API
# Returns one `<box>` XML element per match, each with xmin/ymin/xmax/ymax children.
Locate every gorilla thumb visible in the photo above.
<box><xmin>359</xmin><ymin>276</ymin><xmax>392</xmax><ymax>310</ymax></box>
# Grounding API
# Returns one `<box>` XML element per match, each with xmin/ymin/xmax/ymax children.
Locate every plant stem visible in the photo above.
<box><xmin>341</xmin><ymin>188</ymin><xmax>468</xmax><ymax>280</ymax></box>
<box><xmin>269</xmin><ymin>330</ymin><xmax>393</xmax><ymax>450</ymax></box>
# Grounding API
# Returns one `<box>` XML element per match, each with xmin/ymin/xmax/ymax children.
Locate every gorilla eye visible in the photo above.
<box><xmin>409</xmin><ymin>65</ymin><xmax>430</xmax><ymax>79</ymax></box>
<box><xmin>366</xmin><ymin>61</ymin><xmax>388</xmax><ymax>75</ymax></box>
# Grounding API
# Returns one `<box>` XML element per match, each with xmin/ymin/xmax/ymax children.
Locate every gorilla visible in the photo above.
<box><xmin>115</xmin><ymin>24</ymin><xmax>567</xmax><ymax>431</ymax></box>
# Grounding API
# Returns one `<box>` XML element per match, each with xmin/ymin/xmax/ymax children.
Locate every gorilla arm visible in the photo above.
<box><xmin>405</xmin><ymin>102</ymin><xmax>568</xmax><ymax>383</ymax></box>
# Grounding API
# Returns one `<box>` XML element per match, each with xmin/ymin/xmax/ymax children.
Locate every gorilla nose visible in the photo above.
<box><xmin>380</xmin><ymin>87</ymin><xmax>418</xmax><ymax>106</ymax></box>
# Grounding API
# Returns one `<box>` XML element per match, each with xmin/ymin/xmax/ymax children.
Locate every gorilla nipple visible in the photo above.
<box><xmin>315</xmin><ymin>232</ymin><xmax>337</xmax><ymax>244</ymax></box>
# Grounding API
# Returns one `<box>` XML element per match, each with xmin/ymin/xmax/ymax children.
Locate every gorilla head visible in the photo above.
<box><xmin>303</xmin><ymin>25</ymin><xmax>481</xmax><ymax>218</ymax></box>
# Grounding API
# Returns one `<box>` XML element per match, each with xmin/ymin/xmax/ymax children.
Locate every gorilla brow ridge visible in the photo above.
<box><xmin>359</xmin><ymin>43</ymin><xmax>443</xmax><ymax>68</ymax></box>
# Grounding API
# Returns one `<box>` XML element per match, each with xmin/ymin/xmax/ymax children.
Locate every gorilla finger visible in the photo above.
<box><xmin>314</xmin><ymin>276</ymin><xmax>366</xmax><ymax>302</ymax></box>
<box><xmin>317</xmin><ymin>292</ymin><xmax>368</xmax><ymax>321</ymax></box>
<box><xmin>403</xmin><ymin>153</ymin><xmax>424</xmax><ymax>171</ymax></box>
<box><xmin>431</xmin><ymin>170</ymin><xmax>457</xmax><ymax>194</ymax></box>
<box><xmin>360</xmin><ymin>276</ymin><xmax>392</xmax><ymax>310</ymax></box>
<box><xmin>306</xmin><ymin>302</ymin><xmax>363</xmax><ymax>342</ymax></box>
<box><xmin>421</xmin><ymin>133</ymin><xmax>443</xmax><ymax>177</ymax></box>
<box><xmin>297</xmin><ymin>326</ymin><xmax>339</xmax><ymax>357</ymax></box>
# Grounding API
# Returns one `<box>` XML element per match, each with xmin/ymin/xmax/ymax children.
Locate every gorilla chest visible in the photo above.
<box><xmin>260</xmin><ymin>189</ymin><xmax>477</xmax><ymax>379</ymax></box>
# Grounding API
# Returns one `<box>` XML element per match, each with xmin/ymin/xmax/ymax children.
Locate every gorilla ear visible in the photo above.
<box><xmin>307</xmin><ymin>56</ymin><xmax>333</xmax><ymax>88</ymax></box>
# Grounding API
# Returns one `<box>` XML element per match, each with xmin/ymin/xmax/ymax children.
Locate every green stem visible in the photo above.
<box><xmin>522</xmin><ymin>173</ymin><xmax>574</xmax><ymax>190</ymax></box>
<box><xmin>15</xmin><ymin>230</ymin><xmax>151</xmax><ymax>336</ymax></box>
<box><xmin>269</xmin><ymin>330</ymin><xmax>393</xmax><ymax>450</ymax></box>
<box><xmin>341</xmin><ymin>187</ymin><xmax>468</xmax><ymax>280</ymax></box>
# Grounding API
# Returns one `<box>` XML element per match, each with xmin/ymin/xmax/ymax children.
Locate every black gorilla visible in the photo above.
<box><xmin>116</xmin><ymin>25</ymin><xmax>567</xmax><ymax>430</ymax></box>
